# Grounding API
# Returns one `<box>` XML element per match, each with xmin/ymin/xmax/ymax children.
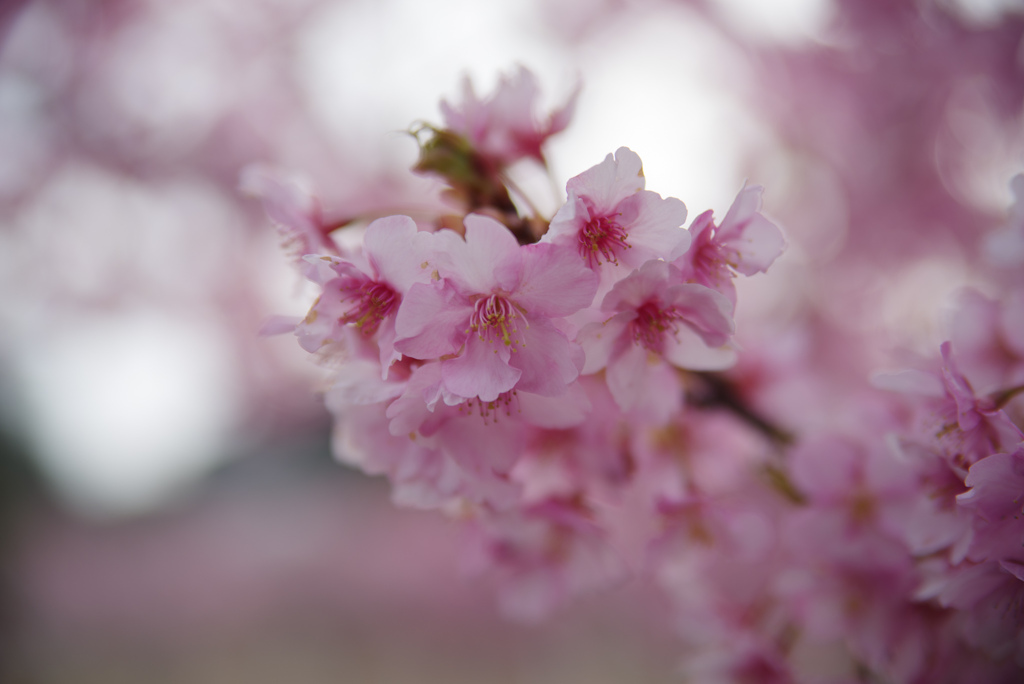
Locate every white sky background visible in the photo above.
<box><xmin>2</xmin><ymin>0</ymin><xmax>841</xmax><ymax>517</ymax></box>
<box><xmin>298</xmin><ymin>0</ymin><xmax>834</xmax><ymax>214</ymax></box>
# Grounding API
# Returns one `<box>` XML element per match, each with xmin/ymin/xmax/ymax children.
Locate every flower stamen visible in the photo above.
<box><xmin>458</xmin><ymin>391</ymin><xmax>521</xmax><ymax>425</ymax></box>
<box><xmin>468</xmin><ymin>294</ymin><xmax>527</xmax><ymax>350</ymax></box>
<box><xmin>631</xmin><ymin>301</ymin><xmax>684</xmax><ymax>354</ymax></box>
<box><xmin>577</xmin><ymin>215</ymin><xmax>630</xmax><ymax>267</ymax></box>
<box><xmin>339</xmin><ymin>280</ymin><xmax>398</xmax><ymax>335</ymax></box>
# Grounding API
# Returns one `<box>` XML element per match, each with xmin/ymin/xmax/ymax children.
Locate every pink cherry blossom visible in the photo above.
<box><xmin>333</xmin><ymin>400</ymin><xmax>470</xmax><ymax>511</ymax></box>
<box><xmin>876</xmin><ymin>342</ymin><xmax>1023</xmax><ymax>469</ymax></box>
<box><xmin>381</xmin><ymin>360</ymin><xmax>593</xmax><ymax>511</ymax></box>
<box><xmin>240</xmin><ymin>164</ymin><xmax>337</xmax><ymax>259</ymax></box>
<box><xmin>948</xmin><ymin>289</ymin><xmax>1024</xmax><ymax>424</ymax></box>
<box><xmin>249</xmin><ymin>51</ymin><xmax>1024</xmax><ymax>679</ymax></box>
<box><xmin>394</xmin><ymin>214</ymin><xmax>597</xmax><ymax>402</ymax></box>
<box><xmin>440</xmin><ymin>66</ymin><xmax>579</xmax><ymax>167</ymax></box>
<box><xmin>578</xmin><ymin>259</ymin><xmax>735</xmax><ymax>414</ymax></box>
<box><xmin>916</xmin><ymin>557</ymin><xmax>1024</xmax><ymax>667</ymax></box>
<box><xmin>787</xmin><ymin>434</ymin><xmax>919</xmax><ymax>552</ymax></box>
<box><xmin>543</xmin><ymin>147</ymin><xmax>691</xmax><ymax>279</ymax></box>
<box><xmin>511</xmin><ymin>375</ymin><xmax>632</xmax><ymax>504</ymax></box>
<box><xmin>294</xmin><ymin>215</ymin><xmax>440</xmax><ymax>374</ymax></box>
<box><xmin>957</xmin><ymin>443</ymin><xmax>1024</xmax><ymax>565</ymax></box>
<box><xmin>675</xmin><ymin>184</ymin><xmax>786</xmax><ymax>306</ymax></box>
<box><xmin>463</xmin><ymin>499</ymin><xmax>627</xmax><ymax>622</ymax></box>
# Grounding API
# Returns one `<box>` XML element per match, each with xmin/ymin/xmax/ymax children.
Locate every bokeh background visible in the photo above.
<box><xmin>2</xmin><ymin>0</ymin><xmax>1023</xmax><ymax>681</ymax></box>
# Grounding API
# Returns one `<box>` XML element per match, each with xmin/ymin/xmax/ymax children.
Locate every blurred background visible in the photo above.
<box><xmin>1</xmin><ymin>0</ymin><xmax>1023</xmax><ymax>681</ymax></box>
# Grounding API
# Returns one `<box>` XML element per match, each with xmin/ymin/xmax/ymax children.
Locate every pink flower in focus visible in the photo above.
<box><xmin>295</xmin><ymin>216</ymin><xmax>439</xmax><ymax>374</ymax></box>
<box><xmin>440</xmin><ymin>66</ymin><xmax>579</xmax><ymax>166</ymax></box>
<box><xmin>394</xmin><ymin>214</ymin><xmax>598</xmax><ymax>402</ymax></box>
<box><xmin>675</xmin><ymin>184</ymin><xmax>785</xmax><ymax>306</ymax></box>
<box><xmin>578</xmin><ymin>259</ymin><xmax>735</xmax><ymax>415</ymax></box>
<box><xmin>543</xmin><ymin>148</ymin><xmax>691</xmax><ymax>280</ymax></box>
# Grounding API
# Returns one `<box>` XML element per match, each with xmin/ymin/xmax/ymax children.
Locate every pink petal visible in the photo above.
<box><xmin>439</xmin><ymin>419</ymin><xmax>524</xmax><ymax>506</ymax></box>
<box><xmin>606</xmin><ymin>343</ymin><xmax>651</xmax><ymax>411</ymax></box>
<box><xmin>517</xmin><ymin>383</ymin><xmax>591</xmax><ymax>428</ymax></box>
<box><xmin>543</xmin><ymin>194</ymin><xmax>588</xmax><ymax>245</ymax></box>
<box><xmin>377</xmin><ymin>317</ymin><xmax>401</xmax><ymax>377</ymax></box>
<box><xmin>628</xmin><ymin>360</ymin><xmax>683</xmax><ymax>424</ymax></box>
<box><xmin>259</xmin><ymin>315</ymin><xmax>300</xmax><ymax>336</ymax></box>
<box><xmin>448</xmin><ymin>214</ymin><xmax>522</xmax><ymax>293</ymax></box>
<box><xmin>578</xmin><ymin>312</ymin><xmax>633</xmax><ymax>374</ymax></box>
<box><xmin>326</xmin><ymin>359</ymin><xmax>404</xmax><ymax>407</ymax></box>
<box><xmin>440</xmin><ymin>418</ymin><xmax>525</xmax><ymax>479</ymax></box>
<box><xmin>718</xmin><ymin>184</ymin><xmax>762</xmax><ymax>238</ymax></box>
<box><xmin>999</xmin><ymin>560</ymin><xmax>1024</xmax><ymax>583</ymax></box>
<box><xmin>513</xmin><ymin>242</ymin><xmax>598</xmax><ymax>316</ymax></box>
<box><xmin>600</xmin><ymin>259</ymin><xmax>671</xmax><ymax>312</ymax></box>
<box><xmin>687</xmin><ymin>209</ymin><xmax>715</xmax><ymax>243</ymax></box>
<box><xmin>940</xmin><ymin>341</ymin><xmax>982</xmax><ymax>431</ymax></box>
<box><xmin>662</xmin><ymin>325</ymin><xmax>737</xmax><ymax>371</ymax></box>
<box><xmin>729</xmin><ymin>213</ymin><xmax>786</xmax><ymax>276</ymax></box>
<box><xmin>566</xmin><ymin>147</ymin><xmax>646</xmax><ymax>215</ymax></box>
<box><xmin>393</xmin><ymin>281</ymin><xmax>470</xmax><ymax>359</ymax></box>
<box><xmin>385</xmin><ymin>363</ymin><xmax>445</xmax><ymax>437</ymax></box>
<box><xmin>546</xmin><ymin>79</ymin><xmax>581</xmax><ymax>138</ymax></box>
<box><xmin>615</xmin><ymin>191</ymin><xmax>690</xmax><ymax>266</ymax></box>
<box><xmin>301</xmin><ymin>253</ymin><xmax>351</xmax><ymax>287</ymax></box>
<box><xmin>364</xmin><ymin>215</ymin><xmax>437</xmax><ymax>292</ymax></box>
<box><xmin>442</xmin><ymin>335</ymin><xmax>522</xmax><ymax>401</ymax></box>
<box><xmin>240</xmin><ymin>164</ymin><xmax>332</xmax><ymax>255</ymax></box>
<box><xmin>718</xmin><ymin>185</ymin><xmax>785</xmax><ymax>276</ymax></box>
<box><xmin>666</xmin><ymin>283</ymin><xmax>735</xmax><ymax>348</ymax></box>
<box><xmin>509</xmin><ymin>318</ymin><xmax>581</xmax><ymax>396</ymax></box>
<box><xmin>789</xmin><ymin>436</ymin><xmax>860</xmax><ymax>501</ymax></box>
<box><xmin>440</xmin><ymin>76</ymin><xmax>482</xmax><ymax>136</ymax></box>
<box><xmin>959</xmin><ymin>448</ymin><xmax>1024</xmax><ymax>522</ymax></box>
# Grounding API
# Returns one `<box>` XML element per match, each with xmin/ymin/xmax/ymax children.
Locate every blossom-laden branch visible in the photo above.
<box><xmin>249</xmin><ymin>66</ymin><xmax>1024</xmax><ymax>683</ymax></box>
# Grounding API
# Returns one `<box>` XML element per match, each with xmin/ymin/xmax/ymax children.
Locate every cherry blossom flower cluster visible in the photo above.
<box><xmin>252</xmin><ymin>68</ymin><xmax>1024</xmax><ymax>683</ymax></box>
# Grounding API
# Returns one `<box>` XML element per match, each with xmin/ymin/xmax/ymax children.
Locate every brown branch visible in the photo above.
<box><xmin>686</xmin><ymin>371</ymin><xmax>795</xmax><ymax>447</ymax></box>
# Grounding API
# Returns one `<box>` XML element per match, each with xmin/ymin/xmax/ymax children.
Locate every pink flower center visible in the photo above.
<box><xmin>630</xmin><ymin>301</ymin><xmax>684</xmax><ymax>354</ymax></box>
<box><xmin>577</xmin><ymin>215</ymin><xmax>630</xmax><ymax>267</ymax></box>
<box><xmin>692</xmin><ymin>235</ymin><xmax>733</xmax><ymax>287</ymax></box>
<box><xmin>469</xmin><ymin>294</ymin><xmax>526</xmax><ymax>349</ymax></box>
<box><xmin>340</xmin><ymin>280</ymin><xmax>398</xmax><ymax>335</ymax></box>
